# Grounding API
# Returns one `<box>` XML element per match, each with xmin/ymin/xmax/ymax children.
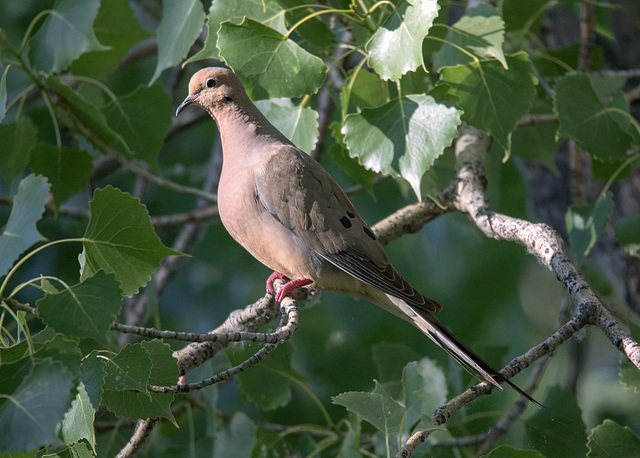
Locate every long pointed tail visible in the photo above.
<box><xmin>406</xmin><ymin>304</ymin><xmax>540</xmax><ymax>405</ymax></box>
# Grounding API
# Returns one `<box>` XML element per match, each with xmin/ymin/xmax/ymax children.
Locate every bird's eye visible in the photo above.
<box><xmin>205</xmin><ymin>77</ymin><xmax>217</xmax><ymax>88</ymax></box>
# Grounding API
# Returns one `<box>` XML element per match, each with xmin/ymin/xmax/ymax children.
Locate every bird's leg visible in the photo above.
<box><xmin>275</xmin><ymin>278</ymin><xmax>313</xmax><ymax>306</ymax></box>
<box><xmin>266</xmin><ymin>271</ymin><xmax>290</xmax><ymax>295</ymax></box>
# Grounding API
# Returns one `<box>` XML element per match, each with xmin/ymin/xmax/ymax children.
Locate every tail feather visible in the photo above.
<box><xmin>405</xmin><ymin>303</ymin><xmax>541</xmax><ymax>406</ymax></box>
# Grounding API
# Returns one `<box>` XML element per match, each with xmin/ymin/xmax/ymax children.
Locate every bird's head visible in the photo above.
<box><xmin>175</xmin><ymin>67</ymin><xmax>247</xmax><ymax>117</ymax></box>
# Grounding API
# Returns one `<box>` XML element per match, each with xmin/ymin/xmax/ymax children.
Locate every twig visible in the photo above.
<box><xmin>397</xmin><ymin>430</ymin><xmax>434</xmax><ymax>458</ymax></box>
<box><xmin>115</xmin><ymin>417</ymin><xmax>158</xmax><ymax>458</ymax></box>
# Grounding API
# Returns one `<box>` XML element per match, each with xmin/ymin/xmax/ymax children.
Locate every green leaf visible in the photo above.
<box><xmin>103</xmin><ymin>343</ymin><xmax>151</xmax><ymax>394</ymax></box>
<box><xmin>29</xmin><ymin>144</ymin><xmax>93</xmax><ymax>208</ymax></box>
<box><xmin>525</xmin><ymin>386</ymin><xmax>587</xmax><ymax>458</ymax></box>
<box><xmin>329</xmin><ymin>122</ymin><xmax>377</xmax><ymax>198</ymax></box>
<box><xmin>150</xmin><ymin>0</ymin><xmax>206</xmax><ymax>85</ymax></box>
<box><xmin>185</xmin><ymin>0</ymin><xmax>286</xmax><ymax>64</ymax></box>
<box><xmin>0</xmin><ymin>174</ymin><xmax>50</xmax><ymax>278</ymax></box>
<box><xmin>81</xmin><ymin>186</ymin><xmax>181</xmax><ymax>297</ymax></box>
<box><xmin>367</xmin><ymin>0</ymin><xmax>440</xmax><ymax>81</ymax></box>
<box><xmin>555</xmin><ymin>73</ymin><xmax>632</xmax><ymax>162</ymax></box>
<box><xmin>342</xmin><ymin>94</ymin><xmax>461</xmax><ymax>199</ymax></box>
<box><xmin>80</xmin><ymin>350</ymin><xmax>107</xmax><ymax>409</ymax></box>
<box><xmin>103</xmin><ymin>85</ymin><xmax>173</xmax><ymax>169</ymax></box>
<box><xmin>230</xmin><ymin>344</ymin><xmax>298</xmax><ymax>411</ymax></box>
<box><xmin>346</xmin><ymin>69</ymin><xmax>395</xmax><ymax>111</ymax></box>
<box><xmin>46</xmin><ymin>75</ymin><xmax>126</xmax><ymax>153</ymax></box>
<box><xmin>0</xmin><ymin>359</ymin><xmax>74</xmax><ymax>452</ymax></box>
<box><xmin>403</xmin><ymin>358</ymin><xmax>447</xmax><ymax>430</ymax></box>
<box><xmin>254</xmin><ymin>98</ymin><xmax>318</xmax><ymax>153</ymax></box>
<box><xmin>28</xmin><ymin>0</ymin><xmax>107</xmax><ymax>74</ymax></box>
<box><xmin>565</xmin><ymin>192</ymin><xmax>613</xmax><ymax>264</ymax></box>
<box><xmin>614</xmin><ymin>215</ymin><xmax>640</xmax><ymax>258</ymax></box>
<box><xmin>587</xmin><ymin>419</ymin><xmax>640</xmax><ymax>457</ymax></box>
<box><xmin>61</xmin><ymin>383</ymin><xmax>96</xmax><ymax>453</ymax></box>
<box><xmin>503</xmin><ymin>0</ymin><xmax>547</xmax><ymax>33</ymax></box>
<box><xmin>434</xmin><ymin>4</ymin><xmax>506</xmax><ymax>69</ymax></box>
<box><xmin>483</xmin><ymin>445</ymin><xmax>545</xmax><ymax>457</ymax></box>
<box><xmin>43</xmin><ymin>442</ymin><xmax>94</xmax><ymax>458</ymax></box>
<box><xmin>0</xmin><ymin>64</ymin><xmax>8</xmax><ymax>123</ymax></box>
<box><xmin>0</xmin><ymin>118</ymin><xmax>38</xmax><ymax>182</ymax></box>
<box><xmin>214</xmin><ymin>413</ymin><xmax>257</xmax><ymax>458</ymax></box>
<box><xmin>72</xmin><ymin>0</ymin><xmax>151</xmax><ymax>78</ymax></box>
<box><xmin>36</xmin><ymin>271</ymin><xmax>122</xmax><ymax>346</ymax></box>
<box><xmin>512</xmin><ymin>101</ymin><xmax>560</xmax><ymax>175</ymax></box>
<box><xmin>440</xmin><ymin>52</ymin><xmax>536</xmax><ymax>157</ymax></box>
<box><xmin>217</xmin><ymin>18</ymin><xmax>326</xmax><ymax>100</ymax></box>
<box><xmin>333</xmin><ymin>380</ymin><xmax>406</xmax><ymax>435</ymax></box>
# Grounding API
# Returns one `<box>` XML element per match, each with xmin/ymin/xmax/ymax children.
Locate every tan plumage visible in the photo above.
<box><xmin>176</xmin><ymin>67</ymin><xmax>535</xmax><ymax>399</ymax></box>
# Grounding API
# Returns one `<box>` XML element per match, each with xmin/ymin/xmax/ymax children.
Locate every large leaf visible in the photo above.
<box><xmin>150</xmin><ymin>0</ymin><xmax>206</xmax><ymax>85</ymax></box>
<box><xmin>28</xmin><ymin>0</ymin><xmax>107</xmax><ymax>74</ymax></box>
<box><xmin>217</xmin><ymin>18</ymin><xmax>326</xmax><ymax>100</ymax></box>
<box><xmin>329</xmin><ymin>122</ymin><xmax>378</xmax><ymax>198</ymax></box>
<box><xmin>101</xmin><ymin>341</ymin><xmax>177</xmax><ymax>423</ymax></box>
<box><xmin>484</xmin><ymin>445</ymin><xmax>545</xmax><ymax>457</ymax></box>
<box><xmin>525</xmin><ymin>386</ymin><xmax>587</xmax><ymax>458</ymax></box>
<box><xmin>0</xmin><ymin>174</ymin><xmax>50</xmax><ymax>278</ymax></box>
<box><xmin>440</xmin><ymin>52</ymin><xmax>536</xmax><ymax>156</ymax></box>
<box><xmin>0</xmin><ymin>359</ymin><xmax>74</xmax><ymax>452</ymax></box>
<box><xmin>342</xmin><ymin>94</ymin><xmax>461</xmax><ymax>199</ymax></box>
<box><xmin>367</xmin><ymin>0</ymin><xmax>440</xmax><ymax>81</ymax></box>
<box><xmin>555</xmin><ymin>73</ymin><xmax>632</xmax><ymax>162</ymax></box>
<box><xmin>102</xmin><ymin>85</ymin><xmax>173</xmax><ymax>169</ymax></box>
<box><xmin>402</xmin><ymin>358</ymin><xmax>447</xmax><ymax>430</ymax></box>
<box><xmin>565</xmin><ymin>192</ymin><xmax>613</xmax><ymax>264</ymax></box>
<box><xmin>615</xmin><ymin>215</ymin><xmax>640</xmax><ymax>258</ymax></box>
<box><xmin>36</xmin><ymin>270</ymin><xmax>122</xmax><ymax>346</ymax></box>
<box><xmin>80</xmin><ymin>186</ymin><xmax>181</xmax><ymax>296</ymax></box>
<box><xmin>213</xmin><ymin>413</ymin><xmax>257</xmax><ymax>458</ymax></box>
<box><xmin>80</xmin><ymin>350</ymin><xmax>107</xmax><ymax>410</ymax></box>
<box><xmin>333</xmin><ymin>380</ymin><xmax>405</xmax><ymax>436</ymax></box>
<box><xmin>254</xmin><ymin>98</ymin><xmax>318</xmax><ymax>153</ymax></box>
<box><xmin>72</xmin><ymin>0</ymin><xmax>150</xmax><ymax>78</ymax></box>
<box><xmin>185</xmin><ymin>0</ymin><xmax>286</xmax><ymax>64</ymax></box>
<box><xmin>587</xmin><ymin>419</ymin><xmax>640</xmax><ymax>457</ymax></box>
<box><xmin>29</xmin><ymin>144</ymin><xmax>93</xmax><ymax>208</ymax></box>
<box><xmin>0</xmin><ymin>64</ymin><xmax>8</xmax><ymax>123</ymax></box>
<box><xmin>434</xmin><ymin>4</ymin><xmax>507</xmax><ymax>69</ymax></box>
<box><xmin>0</xmin><ymin>119</ymin><xmax>38</xmax><ymax>182</ymax></box>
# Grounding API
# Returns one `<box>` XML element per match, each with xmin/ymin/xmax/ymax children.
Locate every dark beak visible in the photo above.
<box><xmin>176</xmin><ymin>93</ymin><xmax>200</xmax><ymax>116</ymax></box>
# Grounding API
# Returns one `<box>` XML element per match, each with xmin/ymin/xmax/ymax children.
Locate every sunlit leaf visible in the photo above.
<box><xmin>29</xmin><ymin>0</ymin><xmax>107</xmax><ymax>74</ymax></box>
<box><xmin>150</xmin><ymin>0</ymin><xmax>206</xmax><ymax>85</ymax></box>
<box><xmin>0</xmin><ymin>174</ymin><xmax>49</xmax><ymax>278</ymax></box>
<box><xmin>37</xmin><ymin>271</ymin><xmax>122</xmax><ymax>346</ymax></box>
<box><xmin>185</xmin><ymin>0</ymin><xmax>286</xmax><ymax>64</ymax></box>
<box><xmin>555</xmin><ymin>73</ymin><xmax>632</xmax><ymax>162</ymax></box>
<box><xmin>80</xmin><ymin>186</ymin><xmax>181</xmax><ymax>296</ymax></box>
<box><xmin>587</xmin><ymin>419</ymin><xmax>640</xmax><ymax>458</ymax></box>
<box><xmin>342</xmin><ymin>94</ymin><xmax>461</xmax><ymax>199</ymax></box>
<box><xmin>367</xmin><ymin>0</ymin><xmax>439</xmax><ymax>81</ymax></box>
<box><xmin>440</xmin><ymin>52</ymin><xmax>536</xmax><ymax>157</ymax></box>
<box><xmin>333</xmin><ymin>380</ymin><xmax>405</xmax><ymax>435</ymax></box>
<box><xmin>0</xmin><ymin>119</ymin><xmax>38</xmax><ymax>182</ymax></box>
<box><xmin>255</xmin><ymin>98</ymin><xmax>318</xmax><ymax>153</ymax></box>
<box><xmin>29</xmin><ymin>144</ymin><xmax>93</xmax><ymax>208</ymax></box>
<box><xmin>217</xmin><ymin>18</ymin><xmax>326</xmax><ymax>100</ymax></box>
<box><xmin>434</xmin><ymin>4</ymin><xmax>506</xmax><ymax>69</ymax></box>
<box><xmin>61</xmin><ymin>383</ymin><xmax>96</xmax><ymax>453</ymax></box>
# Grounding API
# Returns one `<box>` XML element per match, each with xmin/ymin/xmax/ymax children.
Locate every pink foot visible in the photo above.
<box><xmin>275</xmin><ymin>278</ymin><xmax>313</xmax><ymax>305</ymax></box>
<box><xmin>266</xmin><ymin>271</ymin><xmax>290</xmax><ymax>295</ymax></box>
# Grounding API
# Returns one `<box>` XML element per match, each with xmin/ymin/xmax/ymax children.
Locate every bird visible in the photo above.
<box><xmin>176</xmin><ymin>67</ymin><xmax>535</xmax><ymax>401</ymax></box>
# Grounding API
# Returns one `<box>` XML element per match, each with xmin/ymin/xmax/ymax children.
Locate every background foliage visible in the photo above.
<box><xmin>1</xmin><ymin>0</ymin><xmax>640</xmax><ymax>456</ymax></box>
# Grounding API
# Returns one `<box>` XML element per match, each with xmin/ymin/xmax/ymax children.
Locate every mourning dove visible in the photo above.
<box><xmin>176</xmin><ymin>67</ymin><xmax>533</xmax><ymax>399</ymax></box>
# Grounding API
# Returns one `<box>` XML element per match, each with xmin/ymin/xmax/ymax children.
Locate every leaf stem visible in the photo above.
<box><xmin>283</xmin><ymin>8</ymin><xmax>354</xmax><ymax>40</ymax></box>
<box><xmin>597</xmin><ymin>152</ymin><xmax>640</xmax><ymax>201</ymax></box>
<box><xmin>18</xmin><ymin>9</ymin><xmax>54</xmax><ymax>55</ymax></box>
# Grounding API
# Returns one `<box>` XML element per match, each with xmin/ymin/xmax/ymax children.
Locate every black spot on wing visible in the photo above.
<box><xmin>363</xmin><ymin>226</ymin><xmax>376</xmax><ymax>240</ymax></box>
<box><xmin>346</xmin><ymin>211</ymin><xmax>355</xmax><ymax>218</ymax></box>
<box><xmin>340</xmin><ymin>216</ymin><xmax>352</xmax><ymax>228</ymax></box>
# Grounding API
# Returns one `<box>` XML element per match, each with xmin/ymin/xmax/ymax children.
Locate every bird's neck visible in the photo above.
<box><xmin>215</xmin><ymin>100</ymin><xmax>290</xmax><ymax>159</ymax></box>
